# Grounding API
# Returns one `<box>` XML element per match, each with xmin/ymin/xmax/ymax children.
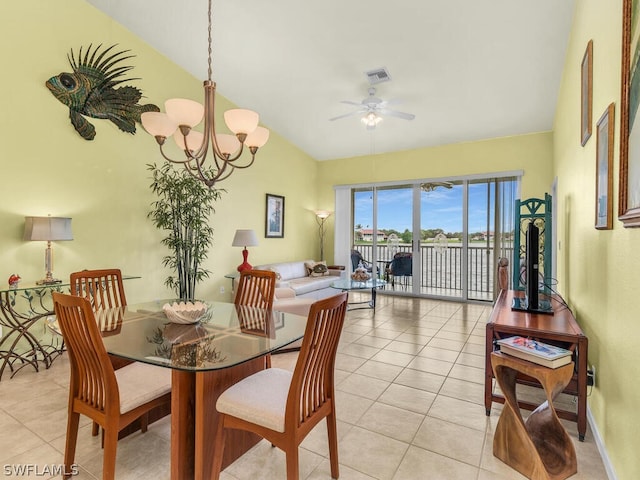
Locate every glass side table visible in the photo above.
<box><xmin>0</xmin><ymin>275</ymin><xmax>139</xmax><ymax>380</ymax></box>
<box><xmin>330</xmin><ymin>278</ymin><xmax>387</xmax><ymax>312</ymax></box>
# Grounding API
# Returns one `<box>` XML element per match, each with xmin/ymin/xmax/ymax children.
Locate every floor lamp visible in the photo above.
<box><xmin>314</xmin><ymin>210</ymin><xmax>332</xmax><ymax>261</ymax></box>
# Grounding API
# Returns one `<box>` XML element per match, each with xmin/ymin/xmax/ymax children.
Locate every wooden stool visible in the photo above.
<box><xmin>491</xmin><ymin>352</ymin><xmax>577</xmax><ymax>480</ymax></box>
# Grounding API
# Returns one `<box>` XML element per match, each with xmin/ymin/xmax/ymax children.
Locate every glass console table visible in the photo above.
<box><xmin>0</xmin><ymin>276</ymin><xmax>139</xmax><ymax>380</ymax></box>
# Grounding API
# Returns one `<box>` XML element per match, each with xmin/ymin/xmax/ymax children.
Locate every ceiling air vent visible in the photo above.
<box><xmin>365</xmin><ymin>67</ymin><xmax>391</xmax><ymax>85</ymax></box>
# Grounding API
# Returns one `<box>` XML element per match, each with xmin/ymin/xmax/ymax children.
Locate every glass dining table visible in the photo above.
<box><xmin>98</xmin><ymin>299</ymin><xmax>308</xmax><ymax>480</ymax></box>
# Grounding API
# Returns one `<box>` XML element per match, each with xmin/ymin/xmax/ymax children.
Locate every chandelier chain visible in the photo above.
<box><xmin>207</xmin><ymin>0</ymin><xmax>213</xmax><ymax>82</ymax></box>
<box><xmin>140</xmin><ymin>0</ymin><xmax>269</xmax><ymax>189</ymax></box>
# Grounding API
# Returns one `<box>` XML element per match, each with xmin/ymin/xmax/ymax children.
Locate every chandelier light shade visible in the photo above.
<box><xmin>23</xmin><ymin>216</ymin><xmax>73</xmax><ymax>285</ymax></box>
<box><xmin>141</xmin><ymin>0</ymin><xmax>269</xmax><ymax>189</ymax></box>
<box><xmin>314</xmin><ymin>210</ymin><xmax>333</xmax><ymax>261</ymax></box>
<box><xmin>232</xmin><ymin>229</ymin><xmax>259</xmax><ymax>272</ymax></box>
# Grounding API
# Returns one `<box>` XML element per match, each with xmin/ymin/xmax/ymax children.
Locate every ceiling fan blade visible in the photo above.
<box><xmin>329</xmin><ymin>110</ymin><xmax>365</xmax><ymax>121</ymax></box>
<box><xmin>379</xmin><ymin>108</ymin><xmax>415</xmax><ymax>121</ymax></box>
<box><xmin>339</xmin><ymin>100</ymin><xmax>364</xmax><ymax>107</ymax></box>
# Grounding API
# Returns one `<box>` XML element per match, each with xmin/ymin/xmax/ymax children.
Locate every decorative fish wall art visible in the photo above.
<box><xmin>46</xmin><ymin>44</ymin><xmax>159</xmax><ymax>140</ymax></box>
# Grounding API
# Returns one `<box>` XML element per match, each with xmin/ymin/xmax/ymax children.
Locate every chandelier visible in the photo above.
<box><xmin>141</xmin><ymin>0</ymin><xmax>269</xmax><ymax>188</ymax></box>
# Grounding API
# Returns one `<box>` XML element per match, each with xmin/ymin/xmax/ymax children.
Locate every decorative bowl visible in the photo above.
<box><xmin>162</xmin><ymin>301</ymin><xmax>208</xmax><ymax>324</ymax></box>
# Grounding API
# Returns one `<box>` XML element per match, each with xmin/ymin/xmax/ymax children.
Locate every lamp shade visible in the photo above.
<box><xmin>224</xmin><ymin>109</ymin><xmax>259</xmax><ymax>135</ymax></box>
<box><xmin>165</xmin><ymin>98</ymin><xmax>205</xmax><ymax>128</ymax></box>
<box><xmin>314</xmin><ymin>210</ymin><xmax>332</xmax><ymax>220</ymax></box>
<box><xmin>245</xmin><ymin>126</ymin><xmax>270</xmax><ymax>148</ymax></box>
<box><xmin>24</xmin><ymin>216</ymin><xmax>73</xmax><ymax>241</ymax></box>
<box><xmin>141</xmin><ymin>111</ymin><xmax>178</xmax><ymax>138</ymax></box>
<box><xmin>232</xmin><ymin>229</ymin><xmax>258</xmax><ymax>247</ymax></box>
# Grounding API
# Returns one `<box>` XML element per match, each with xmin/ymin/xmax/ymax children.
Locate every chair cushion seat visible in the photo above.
<box><xmin>216</xmin><ymin>368</ymin><xmax>292</xmax><ymax>432</ymax></box>
<box><xmin>116</xmin><ymin>362</ymin><xmax>172</xmax><ymax>414</ymax></box>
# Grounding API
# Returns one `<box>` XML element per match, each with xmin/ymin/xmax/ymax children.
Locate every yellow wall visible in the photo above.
<box><xmin>317</xmin><ymin>132</ymin><xmax>555</xmax><ymax>262</ymax></box>
<box><xmin>0</xmin><ymin>0</ymin><xmax>319</xmax><ymax>303</ymax></box>
<box><xmin>3</xmin><ymin>0</ymin><xmax>634</xmax><ymax>477</ymax></box>
<box><xmin>554</xmin><ymin>1</ymin><xmax>639</xmax><ymax>478</ymax></box>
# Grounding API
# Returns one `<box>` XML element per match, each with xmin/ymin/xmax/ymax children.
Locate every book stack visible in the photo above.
<box><xmin>497</xmin><ymin>336</ymin><xmax>573</xmax><ymax>368</ymax></box>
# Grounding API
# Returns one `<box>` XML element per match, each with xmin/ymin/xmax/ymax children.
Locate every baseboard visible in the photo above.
<box><xmin>587</xmin><ymin>405</ymin><xmax>618</xmax><ymax>480</ymax></box>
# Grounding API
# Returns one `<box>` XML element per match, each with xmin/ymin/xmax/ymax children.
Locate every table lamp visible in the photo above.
<box><xmin>24</xmin><ymin>216</ymin><xmax>73</xmax><ymax>284</ymax></box>
<box><xmin>232</xmin><ymin>229</ymin><xmax>259</xmax><ymax>272</ymax></box>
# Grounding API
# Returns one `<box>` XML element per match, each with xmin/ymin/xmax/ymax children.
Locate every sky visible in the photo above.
<box><xmin>354</xmin><ymin>183</ymin><xmax>495</xmax><ymax>234</ymax></box>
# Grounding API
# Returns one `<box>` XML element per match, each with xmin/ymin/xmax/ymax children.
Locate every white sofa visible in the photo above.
<box><xmin>254</xmin><ymin>260</ymin><xmax>345</xmax><ymax>300</ymax></box>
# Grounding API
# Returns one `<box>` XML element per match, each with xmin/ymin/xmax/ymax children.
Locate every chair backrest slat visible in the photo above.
<box><xmin>53</xmin><ymin>292</ymin><xmax>119</xmax><ymax>414</ymax></box>
<box><xmin>235</xmin><ymin>270</ymin><xmax>277</xmax><ymax>337</ymax></box>
<box><xmin>287</xmin><ymin>292</ymin><xmax>348</xmax><ymax>428</ymax></box>
<box><xmin>70</xmin><ymin>269</ymin><xmax>127</xmax><ymax>311</ymax></box>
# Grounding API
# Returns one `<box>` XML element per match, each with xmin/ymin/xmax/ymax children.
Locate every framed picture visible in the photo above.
<box><xmin>595</xmin><ymin>103</ymin><xmax>615</xmax><ymax>230</ymax></box>
<box><xmin>619</xmin><ymin>0</ymin><xmax>640</xmax><ymax>226</ymax></box>
<box><xmin>581</xmin><ymin>40</ymin><xmax>593</xmax><ymax>146</ymax></box>
<box><xmin>265</xmin><ymin>193</ymin><xmax>285</xmax><ymax>238</ymax></box>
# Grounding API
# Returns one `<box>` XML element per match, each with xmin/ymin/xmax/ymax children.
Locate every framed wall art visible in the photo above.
<box><xmin>619</xmin><ymin>0</ymin><xmax>640</xmax><ymax>226</ymax></box>
<box><xmin>581</xmin><ymin>40</ymin><xmax>593</xmax><ymax>146</ymax></box>
<box><xmin>265</xmin><ymin>193</ymin><xmax>285</xmax><ymax>238</ymax></box>
<box><xmin>595</xmin><ymin>103</ymin><xmax>615</xmax><ymax>230</ymax></box>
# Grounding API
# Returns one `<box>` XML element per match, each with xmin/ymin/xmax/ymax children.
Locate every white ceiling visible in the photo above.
<box><xmin>85</xmin><ymin>0</ymin><xmax>575</xmax><ymax>161</ymax></box>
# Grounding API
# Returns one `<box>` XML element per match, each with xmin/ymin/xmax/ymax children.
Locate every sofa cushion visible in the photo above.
<box><xmin>287</xmin><ymin>275</ymin><xmax>336</xmax><ymax>295</ymax></box>
<box><xmin>256</xmin><ymin>261</ymin><xmax>314</xmax><ymax>281</ymax></box>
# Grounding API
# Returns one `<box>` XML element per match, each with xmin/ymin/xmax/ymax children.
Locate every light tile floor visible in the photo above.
<box><xmin>0</xmin><ymin>294</ymin><xmax>609</xmax><ymax>479</ymax></box>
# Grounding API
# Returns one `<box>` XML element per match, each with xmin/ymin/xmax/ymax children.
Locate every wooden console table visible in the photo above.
<box><xmin>485</xmin><ymin>289</ymin><xmax>588</xmax><ymax>441</ymax></box>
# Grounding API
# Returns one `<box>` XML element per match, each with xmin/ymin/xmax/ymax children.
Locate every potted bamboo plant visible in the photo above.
<box><xmin>148</xmin><ymin>163</ymin><xmax>223</xmax><ymax>300</ymax></box>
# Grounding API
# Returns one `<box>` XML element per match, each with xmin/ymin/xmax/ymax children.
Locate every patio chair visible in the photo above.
<box><xmin>351</xmin><ymin>249</ymin><xmax>375</xmax><ymax>273</ymax></box>
<box><xmin>389</xmin><ymin>252</ymin><xmax>412</xmax><ymax>288</ymax></box>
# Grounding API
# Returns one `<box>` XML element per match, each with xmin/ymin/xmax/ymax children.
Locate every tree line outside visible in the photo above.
<box><xmin>354</xmin><ymin>225</ymin><xmax>513</xmax><ymax>244</ymax></box>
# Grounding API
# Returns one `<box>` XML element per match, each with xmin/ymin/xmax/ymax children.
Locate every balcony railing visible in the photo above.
<box><xmin>353</xmin><ymin>243</ymin><xmax>512</xmax><ymax>301</ymax></box>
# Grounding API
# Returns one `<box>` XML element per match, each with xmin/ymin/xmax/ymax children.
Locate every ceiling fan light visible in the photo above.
<box><xmin>165</xmin><ymin>98</ymin><xmax>204</xmax><ymax>128</ymax></box>
<box><xmin>362</xmin><ymin>112</ymin><xmax>382</xmax><ymax>127</ymax></box>
<box><xmin>224</xmin><ymin>109</ymin><xmax>259</xmax><ymax>135</ymax></box>
<box><xmin>245</xmin><ymin>126</ymin><xmax>270</xmax><ymax>148</ymax></box>
<box><xmin>141</xmin><ymin>111</ymin><xmax>178</xmax><ymax>138</ymax></box>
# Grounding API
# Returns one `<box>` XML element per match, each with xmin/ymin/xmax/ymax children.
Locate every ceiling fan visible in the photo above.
<box><xmin>329</xmin><ymin>87</ymin><xmax>415</xmax><ymax>130</ymax></box>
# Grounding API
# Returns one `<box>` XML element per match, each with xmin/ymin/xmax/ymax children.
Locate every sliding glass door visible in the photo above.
<box><xmin>348</xmin><ymin>175</ymin><xmax>519</xmax><ymax>301</ymax></box>
<box><xmin>419</xmin><ymin>181</ymin><xmax>464</xmax><ymax>299</ymax></box>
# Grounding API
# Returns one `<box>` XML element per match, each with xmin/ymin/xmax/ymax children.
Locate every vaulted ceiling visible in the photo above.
<box><xmin>85</xmin><ymin>0</ymin><xmax>575</xmax><ymax>161</ymax></box>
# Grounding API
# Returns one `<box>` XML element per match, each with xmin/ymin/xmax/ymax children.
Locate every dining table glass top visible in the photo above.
<box><xmin>98</xmin><ymin>300</ymin><xmax>307</xmax><ymax>372</ymax></box>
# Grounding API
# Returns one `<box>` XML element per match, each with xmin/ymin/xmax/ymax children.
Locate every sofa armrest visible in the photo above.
<box><xmin>275</xmin><ymin>287</ymin><xmax>296</xmax><ymax>299</ymax></box>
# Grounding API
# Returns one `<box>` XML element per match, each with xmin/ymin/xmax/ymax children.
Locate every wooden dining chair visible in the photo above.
<box><xmin>211</xmin><ymin>292</ymin><xmax>349</xmax><ymax>480</ymax></box>
<box><xmin>70</xmin><ymin>268</ymin><xmax>128</xmax><ymax>437</ymax></box>
<box><xmin>70</xmin><ymin>268</ymin><xmax>127</xmax><ymax>311</ymax></box>
<box><xmin>52</xmin><ymin>292</ymin><xmax>172</xmax><ymax>480</ymax></box>
<box><xmin>234</xmin><ymin>269</ymin><xmax>277</xmax><ymax>367</ymax></box>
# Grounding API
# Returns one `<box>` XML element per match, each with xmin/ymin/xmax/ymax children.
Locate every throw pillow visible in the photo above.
<box><xmin>308</xmin><ymin>261</ymin><xmax>329</xmax><ymax>277</ymax></box>
<box><xmin>304</xmin><ymin>261</ymin><xmax>316</xmax><ymax>275</ymax></box>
